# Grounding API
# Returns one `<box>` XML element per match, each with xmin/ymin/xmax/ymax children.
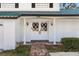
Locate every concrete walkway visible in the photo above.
<box><xmin>49</xmin><ymin>52</ymin><xmax>79</xmax><ymax>56</ymax></box>
<box><xmin>30</xmin><ymin>42</ymin><xmax>49</xmax><ymax>56</ymax></box>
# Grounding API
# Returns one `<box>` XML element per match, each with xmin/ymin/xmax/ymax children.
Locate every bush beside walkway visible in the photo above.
<box><xmin>0</xmin><ymin>45</ymin><xmax>31</xmax><ymax>56</ymax></box>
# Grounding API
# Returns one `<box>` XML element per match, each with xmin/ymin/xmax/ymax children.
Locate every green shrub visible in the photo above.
<box><xmin>0</xmin><ymin>45</ymin><xmax>31</xmax><ymax>56</ymax></box>
<box><xmin>61</xmin><ymin>37</ymin><xmax>79</xmax><ymax>52</ymax></box>
<box><xmin>15</xmin><ymin>45</ymin><xmax>30</xmax><ymax>56</ymax></box>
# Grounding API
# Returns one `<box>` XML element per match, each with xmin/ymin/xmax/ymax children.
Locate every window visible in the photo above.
<box><xmin>0</xmin><ymin>3</ymin><xmax>19</xmax><ymax>8</ymax></box>
<box><xmin>36</xmin><ymin>3</ymin><xmax>49</xmax><ymax>8</ymax></box>
<box><xmin>31</xmin><ymin>3</ymin><xmax>53</xmax><ymax>8</ymax></box>
<box><xmin>32</xmin><ymin>3</ymin><xmax>35</xmax><ymax>8</ymax></box>
<box><xmin>0</xmin><ymin>3</ymin><xmax>15</xmax><ymax>8</ymax></box>
<box><xmin>62</xmin><ymin>3</ymin><xmax>77</xmax><ymax>9</ymax></box>
<box><xmin>49</xmin><ymin>3</ymin><xmax>53</xmax><ymax>8</ymax></box>
<box><xmin>32</xmin><ymin>22</ymin><xmax>39</xmax><ymax>31</ymax></box>
<box><xmin>15</xmin><ymin>3</ymin><xmax>19</xmax><ymax>8</ymax></box>
<box><xmin>41</xmin><ymin>23</ymin><xmax>47</xmax><ymax>31</ymax></box>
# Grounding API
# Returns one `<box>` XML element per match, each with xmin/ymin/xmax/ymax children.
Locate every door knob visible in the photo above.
<box><xmin>39</xmin><ymin>29</ymin><xmax>41</xmax><ymax>34</ymax></box>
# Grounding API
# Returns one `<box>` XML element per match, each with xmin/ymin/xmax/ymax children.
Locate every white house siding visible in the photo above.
<box><xmin>19</xmin><ymin>3</ymin><xmax>60</xmax><ymax>11</ymax></box>
<box><xmin>0</xmin><ymin>21</ymin><xmax>3</xmax><ymax>49</ymax></box>
<box><xmin>0</xmin><ymin>19</ymin><xmax>16</xmax><ymax>50</ymax></box>
<box><xmin>15</xmin><ymin>18</ymin><xmax>24</xmax><ymax>42</ymax></box>
<box><xmin>15</xmin><ymin>16</ymin><xmax>79</xmax><ymax>44</ymax></box>
<box><xmin>55</xmin><ymin>17</ymin><xmax>79</xmax><ymax>42</ymax></box>
<box><xmin>0</xmin><ymin>3</ymin><xmax>59</xmax><ymax>11</ymax></box>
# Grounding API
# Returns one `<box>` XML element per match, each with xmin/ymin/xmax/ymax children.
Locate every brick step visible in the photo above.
<box><xmin>31</xmin><ymin>40</ymin><xmax>49</xmax><ymax>42</ymax></box>
<box><xmin>30</xmin><ymin>42</ymin><xmax>50</xmax><ymax>56</ymax></box>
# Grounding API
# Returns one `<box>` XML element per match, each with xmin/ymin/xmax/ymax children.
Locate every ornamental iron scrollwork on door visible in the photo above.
<box><xmin>32</xmin><ymin>22</ymin><xmax>47</xmax><ymax>33</ymax></box>
<box><xmin>41</xmin><ymin>22</ymin><xmax>47</xmax><ymax>31</ymax></box>
<box><xmin>32</xmin><ymin>22</ymin><xmax>39</xmax><ymax>31</ymax></box>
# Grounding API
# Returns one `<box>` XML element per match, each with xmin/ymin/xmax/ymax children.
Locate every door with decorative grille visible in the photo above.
<box><xmin>31</xmin><ymin>21</ymin><xmax>48</xmax><ymax>40</ymax></box>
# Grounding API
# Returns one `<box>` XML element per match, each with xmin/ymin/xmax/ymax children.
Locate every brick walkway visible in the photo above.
<box><xmin>30</xmin><ymin>42</ymin><xmax>50</xmax><ymax>56</ymax></box>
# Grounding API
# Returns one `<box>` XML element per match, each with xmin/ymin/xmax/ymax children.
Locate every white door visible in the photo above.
<box><xmin>30</xmin><ymin>19</ymin><xmax>49</xmax><ymax>40</ymax></box>
<box><xmin>0</xmin><ymin>24</ymin><xmax>3</xmax><ymax>49</ymax></box>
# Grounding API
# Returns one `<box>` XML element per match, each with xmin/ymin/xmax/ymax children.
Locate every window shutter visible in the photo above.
<box><xmin>32</xmin><ymin>3</ymin><xmax>35</xmax><ymax>8</ymax></box>
<box><xmin>49</xmin><ymin>3</ymin><xmax>53</xmax><ymax>8</ymax></box>
<box><xmin>15</xmin><ymin>3</ymin><xmax>19</xmax><ymax>8</ymax></box>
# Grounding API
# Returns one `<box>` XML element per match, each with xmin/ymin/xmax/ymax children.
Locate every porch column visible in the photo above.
<box><xmin>53</xmin><ymin>18</ymin><xmax>56</xmax><ymax>45</ymax></box>
<box><xmin>23</xmin><ymin>18</ymin><xmax>26</xmax><ymax>45</ymax></box>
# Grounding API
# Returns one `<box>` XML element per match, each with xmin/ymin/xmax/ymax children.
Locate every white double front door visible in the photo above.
<box><xmin>31</xmin><ymin>20</ymin><xmax>48</xmax><ymax>40</ymax></box>
<box><xmin>25</xmin><ymin>18</ymin><xmax>53</xmax><ymax>42</ymax></box>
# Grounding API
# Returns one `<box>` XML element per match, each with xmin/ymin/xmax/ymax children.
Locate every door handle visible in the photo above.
<box><xmin>39</xmin><ymin>29</ymin><xmax>42</xmax><ymax>34</ymax></box>
<box><xmin>39</xmin><ymin>30</ymin><xmax>40</xmax><ymax>34</ymax></box>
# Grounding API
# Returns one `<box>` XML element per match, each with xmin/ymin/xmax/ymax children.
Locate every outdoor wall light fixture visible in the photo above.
<box><xmin>51</xmin><ymin>23</ymin><xmax>53</xmax><ymax>26</ymax></box>
<box><xmin>26</xmin><ymin>22</ymin><xmax>29</xmax><ymax>26</ymax></box>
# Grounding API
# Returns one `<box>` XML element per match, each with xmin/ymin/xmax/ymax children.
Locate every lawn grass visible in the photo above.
<box><xmin>0</xmin><ymin>45</ymin><xmax>31</xmax><ymax>56</ymax></box>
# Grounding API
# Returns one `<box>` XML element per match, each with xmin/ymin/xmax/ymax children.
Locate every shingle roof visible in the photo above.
<box><xmin>0</xmin><ymin>12</ymin><xmax>20</xmax><ymax>17</ymax></box>
<box><xmin>0</xmin><ymin>9</ymin><xmax>79</xmax><ymax>17</ymax></box>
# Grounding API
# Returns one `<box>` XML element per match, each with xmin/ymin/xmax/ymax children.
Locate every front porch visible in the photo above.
<box><xmin>18</xmin><ymin>16</ymin><xmax>57</xmax><ymax>45</ymax></box>
<box><xmin>16</xmin><ymin>16</ymin><xmax>79</xmax><ymax>45</ymax></box>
